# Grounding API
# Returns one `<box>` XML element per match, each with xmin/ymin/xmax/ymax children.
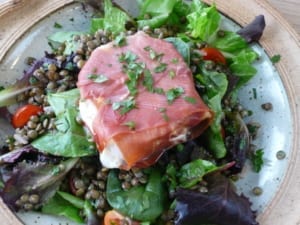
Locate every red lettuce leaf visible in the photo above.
<box><xmin>174</xmin><ymin>174</ymin><xmax>258</xmax><ymax>225</ymax></box>
<box><xmin>0</xmin><ymin>158</ymin><xmax>78</xmax><ymax>211</ymax></box>
<box><xmin>237</xmin><ymin>15</ymin><xmax>265</xmax><ymax>43</ymax></box>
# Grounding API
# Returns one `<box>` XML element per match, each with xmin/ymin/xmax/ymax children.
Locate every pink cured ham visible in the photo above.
<box><xmin>77</xmin><ymin>31</ymin><xmax>213</xmax><ymax>170</ymax></box>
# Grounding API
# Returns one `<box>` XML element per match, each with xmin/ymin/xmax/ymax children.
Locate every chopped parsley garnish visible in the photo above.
<box><xmin>88</xmin><ymin>74</ymin><xmax>109</xmax><ymax>83</ymax></box>
<box><xmin>154</xmin><ymin>63</ymin><xmax>168</xmax><ymax>73</ymax></box>
<box><xmin>119</xmin><ymin>51</ymin><xmax>137</xmax><ymax>63</ymax></box>
<box><xmin>143</xmin><ymin>69</ymin><xmax>154</xmax><ymax>92</ymax></box>
<box><xmin>144</xmin><ymin>46</ymin><xmax>164</xmax><ymax>61</ymax></box>
<box><xmin>122</xmin><ymin>121</ymin><xmax>136</xmax><ymax>130</ymax></box>
<box><xmin>270</xmin><ymin>54</ymin><xmax>281</xmax><ymax>64</ymax></box>
<box><xmin>112</xmin><ymin>97</ymin><xmax>136</xmax><ymax>115</ymax></box>
<box><xmin>252</xmin><ymin>88</ymin><xmax>257</xmax><ymax>99</ymax></box>
<box><xmin>168</xmin><ymin>70</ymin><xmax>176</xmax><ymax>79</ymax></box>
<box><xmin>158</xmin><ymin>107</ymin><xmax>169</xmax><ymax>121</ymax></box>
<box><xmin>251</xmin><ymin>149</ymin><xmax>264</xmax><ymax>173</ymax></box>
<box><xmin>154</xmin><ymin>87</ymin><xmax>165</xmax><ymax>95</ymax></box>
<box><xmin>114</xmin><ymin>33</ymin><xmax>127</xmax><ymax>47</ymax></box>
<box><xmin>54</xmin><ymin>22</ymin><xmax>63</xmax><ymax>29</ymax></box>
<box><xmin>171</xmin><ymin>58</ymin><xmax>179</xmax><ymax>64</ymax></box>
<box><xmin>166</xmin><ymin>87</ymin><xmax>184</xmax><ymax>104</ymax></box>
<box><xmin>184</xmin><ymin>96</ymin><xmax>197</xmax><ymax>104</ymax></box>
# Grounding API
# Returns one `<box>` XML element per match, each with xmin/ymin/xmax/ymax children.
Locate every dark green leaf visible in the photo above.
<box><xmin>42</xmin><ymin>193</ymin><xmax>84</xmax><ymax>223</ymax></box>
<box><xmin>166</xmin><ymin>87</ymin><xmax>184</xmax><ymax>104</ymax></box>
<box><xmin>106</xmin><ymin>168</ymin><xmax>167</xmax><ymax>221</ymax></box>
<box><xmin>251</xmin><ymin>149</ymin><xmax>264</xmax><ymax>172</ymax></box>
<box><xmin>270</xmin><ymin>54</ymin><xmax>281</xmax><ymax>64</ymax></box>
<box><xmin>54</xmin><ymin>22</ymin><xmax>62</xmax><ymax>29</ymax></box>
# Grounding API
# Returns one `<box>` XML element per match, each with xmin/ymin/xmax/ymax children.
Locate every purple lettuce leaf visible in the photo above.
<box><xmin>174</xmin><ymin>173</ymin><xmax>258</xmax><ymax>225</ymax></box>
<box><xmin>237</xmin><ymin>15</ymin><xmax>265</xmax><ymax>43</ymax></box>
<box><xmin>0</xmin><ymin>157</ymin><xmax>78</xmax><ymax>211</ymax></box>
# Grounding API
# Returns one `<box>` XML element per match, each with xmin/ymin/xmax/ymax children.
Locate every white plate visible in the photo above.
<box><xmin>0</xmin><ymin>1</ymin><xmax>300</xmax><ymax>225</ymax></box>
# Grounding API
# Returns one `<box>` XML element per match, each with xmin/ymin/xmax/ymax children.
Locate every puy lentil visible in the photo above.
<box><xmin>252</xmin><ymin>186</ymin><xmax>263</xmax><ymax>196</ymax></box>
<box><xmin>261</xmin><ymin>102</ymin><xmax>273</xmax><ymax>111</ymax></box>
<box><xmin>276</xmin><ymin>150</ymin><xmax>286</xmax><ymax>160</ymax></box>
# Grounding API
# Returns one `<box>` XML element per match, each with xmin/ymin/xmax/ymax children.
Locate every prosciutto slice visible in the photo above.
<box><xmin>77</xmin><ymin>31</ymin><xmax>213</xmax><ymax>170</ymax></box>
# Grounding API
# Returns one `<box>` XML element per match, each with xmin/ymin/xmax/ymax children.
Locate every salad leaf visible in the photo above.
<box><xmin>165</xmin><ymin>37</ymin><xmax>191</xmax><ymax>65</ymax></box>
<box><xmin>90</xmin><ymin>0</ymin><xmax>131</xmax><ymax>34</ymax></box>
<box><xmin>165</xmin><ymin>159</ymin><xmax>219</xmax><ymax>191</ymax></box>
<box><xmin>42</xmin><ymin>193</ymin><xmax>84</xmax><ymax>223</ymax></box>
<box><xmin>106</xmin><ymin>168</ymin><xmax>167</xmax><ymax>221</ymax></box>
<box><xmin>196</xmin><ymin>65</ymin><xmax>228</xmax><ymax>158</ymax></box>
<box><xmin>237</xmin><ymin>15</ymin><xmax>266</xmax><ymax>43</ymax></box>
<box><xmin>48</xmin><ymin>31</ymin><xmax>82</xmax><ymax>55</ymax></box>
<box><xmin>32</xmin><ymin>108</ymin><xmax>96</xmax><ymax>157</ymax></box>
<box><xmin>137</xmin><ymin>0</ymin><xmax>178</xmax><ymax>28</ymax></box>
<box><xmin>0</xmin><ymin>158</ymin><xmax>78</xmax><ymax>211</ymax></box>
<box><xmin>174</xmin><ymin>173</ymin><xmax>258</xmax><ymax>225</ymax></box>
<box><xmin>251</xmin><ymin>149</ymin><xmax>264</xmax><ymax>173</ymax></box>
<box><xmin>187</xmin><ymin>2</ymin><xmax>220</xmax><ymax>41</ymax></box>
<box><xmin>43</xmin><ymin>191</ymin><xmax>101</xmax><ymax>225</ymax></box>
<box><xmin>47</xmin><ymin>88</ymin><xmax>80</xmax><ymax>115</ymax></box>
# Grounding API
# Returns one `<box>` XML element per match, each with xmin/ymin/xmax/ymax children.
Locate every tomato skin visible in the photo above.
<box><xmin>201</xmin><ymin>47</ymin><xmax>226</xmax><ymax>64</ymax></box>
<box><xmin>12</xmin><ymin>104</ymin><xmax>43</xmax><ymax>128</ymax></box>
<box><xmin>104</xmin><ymin>210</ymin><xmax>140</xmax><ymax>225</ymax></box>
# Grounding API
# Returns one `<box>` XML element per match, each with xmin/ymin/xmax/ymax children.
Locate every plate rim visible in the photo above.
<box><xmin>1</xmin><ymin>0</ymin><xmax>300</xmax><ymax>224</ymax></box>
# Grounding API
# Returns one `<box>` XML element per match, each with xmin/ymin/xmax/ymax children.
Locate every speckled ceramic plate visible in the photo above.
<box><xmin>0</xmin><ymin>1</ymin><xmax>300</xmax><ymax>225</ymax></box>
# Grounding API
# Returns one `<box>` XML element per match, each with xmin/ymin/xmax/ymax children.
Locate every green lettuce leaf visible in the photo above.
<box><xmin>165</xmin><ymin>37</ymin><xmax>191</xmax><ymax>65</ymax></box>
<box><xmin>90</xmin><ymin>0</ymin><xmax>131</xmax><ymax>34</ymax></box>
<box><xmin>137</xmin><ymin>0</ymin><xmax>178</xmax><ymax>28</ymax></box>
<box><xmin>187</xmin><ymin>1</ymin><xmax>220</xmax><ymax>41</ymax></box>
<box><xmin>32</xmin><ymin>108</ymin><xmax>96</xmax><ymax>157</ymax></box>
<box><xmin>48</xmin><ymin>31</ymin><xmax>82</xmax><ymax>55</ymax></box>
<box><xmin>195</xmin><ymin>65</ymin><xmax>228</xmax><ymax>158</ymax></box>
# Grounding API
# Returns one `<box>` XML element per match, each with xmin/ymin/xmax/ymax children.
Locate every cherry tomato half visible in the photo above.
<box><xmin>12</xmin><ymin>104</ymin><xmax>43</xmax><ymax>128</ymax></box>
<box><xmin>201</xmin><ymin>47</ymin><xmax>226</xmax><ymax>65</ymax></box>
<box><xmin>104</xmin><ymin>210</ymin><xmax>140</xmax><ymax>225</ymax></box>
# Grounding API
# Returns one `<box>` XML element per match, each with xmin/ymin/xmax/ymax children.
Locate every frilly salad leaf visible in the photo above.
<box><xmin>137</xmin><ymin>0</ymin><xmax>178</xmax><ymax>28</ymax></box>
<box><xmin>0</xmin><ymin>158</ymin><xmax>78</xmax><ymax>211</ymax></box>
<box><xmin>90</xmin><ymin>0</ymin><xmax>132</xmax><ymax>34</ymax></box>
<box><xmin>165</xmin><ymin>37</ymin><xmax>191</xmax><ymax>65</ymax></box>
<box><xmin>48</xmin><ymin>31</ymin><xmax>82</xmax><ymax>55</ymax></box>
<box><xmin>106</xmin><ymin>168</ymin><xmax>167</xmax><ymax>222</ymax></box>
<box><xmin>174</xmin><ymin>174</ymin><xmax>258</xmax><ymax>225</ymax></box>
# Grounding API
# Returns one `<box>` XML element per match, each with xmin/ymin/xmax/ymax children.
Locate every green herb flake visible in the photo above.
<box><xmin>176</xmin><ymin>144</ymin><xmax>184</xmax><ymax>152</ymax></box>
<box><xmin>154</xmin><ymin>87</ymin><xmax>165</xmax><ymax>95</ymax></box>
<box><xmin>166</xmin><ymin>87</ymin><xmax>184</xmax><ymax>104</ymax></box>
<box><xmin>251</xmin><ymin>149</ymin><xmax>264</xmax><ymax>173</ymax></box>
<box><xmin>252</xmin><ymin>88</ymin><xmax>257</xmax><ymax>99</ymax></box>
<box><xmin>122</xmin><ymin>121</ymin><xmax>136</xmax><ymax>130</ymax></box>
<box><xmin>112</xmin><ymin>97</ymin><xmax>136</xmax><ymax>115</ymax></box>
<box><xmin>158</xmin><ymin>107</ymin><xmax>169</xmax><ymax>121</ymax></box>
<box><xmin>171</xmin><ymin>58</ymin><xmax>179</xmax><ymax>64</ymax></box>
<box><xmin>154</xmin><ymin>63</ymin><xmax>168</xmax><ymax>73</ymax></box>
<box><xmin>168</xmin><ymin>70</ymin><xmax>176</xmax><ymax>79</ymax></box>
<box><xmin>88</xmin><ymin>74</ymin><xmax>109</xmax><ymax>83</ymax></box>
<box><xmin>184</xmin><ymin>96</ymin><xmax>197</xmax><ymax>104</ymax></box>
<box><xmin>114</xmin><ymin>33</ymin><xmax>127</xmax><ymax>47</ymax></box>
<box><xmin>54</xmin><ymin>22</ymin><xmax>63</xmax><ymax>29</ymax></box>
<box><xmin>270</xmin><ymin>54</ymin><xmax>281</xmax><ymax>64</ymax></box>
<box><xmin>143</xmin><ymin>69</ymin><xmax>154</xmax><ymax>92</ymax></box>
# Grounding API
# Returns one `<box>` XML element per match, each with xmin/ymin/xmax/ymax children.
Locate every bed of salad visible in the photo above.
<box><xmin>0</xmin><ymin>0</ymin><xmax>267</xmax><ymax>225</ymax></box>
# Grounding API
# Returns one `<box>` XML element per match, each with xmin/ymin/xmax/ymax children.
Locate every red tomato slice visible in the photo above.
<box><xmin>104</xmin><ymin>210</ymin><xmax>140</xmax><ymax>225</ymax></box>
<box><xmin>12</xmin><ymin>104</ymin><xmax>43</xmax><ymax>128</ymax></box>
<box><xmin>201</xmin><ymin>47</ymin><xmax>226</xmax><ymax>64</ymax></box>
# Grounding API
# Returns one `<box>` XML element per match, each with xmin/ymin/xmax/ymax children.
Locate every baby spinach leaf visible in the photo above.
<box><xmin>42</xmin><ymin>193</ymin><xmax>84</xmax><ymax>223</ymax></box>
<box><xmin>32</xmin><ymin>108</ymin><xmax>96</xmax><ymax>157</ymax></box>
<box><xmin>106</xmin><ymin>168</ymin><xmax>167</xmax><ymax>222</ymax></box>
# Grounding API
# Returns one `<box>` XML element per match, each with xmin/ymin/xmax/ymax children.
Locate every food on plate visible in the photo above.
<box><xmin>0</xmin><ymin>0</ymin><xmax>267</xmax><ymax>225</ymax></box>
<box><xmin>77</xmin><ymin>31</ymin><xmax>214</xmax><ymax>169</ymax></box>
